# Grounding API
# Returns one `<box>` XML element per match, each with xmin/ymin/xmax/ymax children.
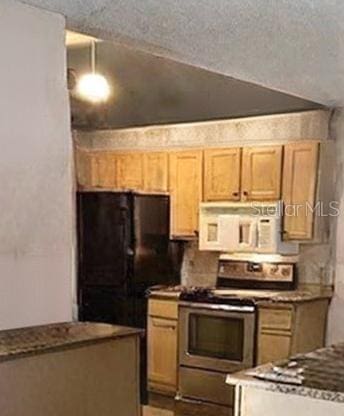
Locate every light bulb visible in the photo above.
<box><xmin>77</xmin><ymin>73</ymin><xmax>111</xmax><ymax>103</ymax></box>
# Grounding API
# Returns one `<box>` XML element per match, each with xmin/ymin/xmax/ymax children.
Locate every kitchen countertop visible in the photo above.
<box><xmin>148</xmin><ymin>286</ymin><xmax>332</xmax><ymax>304</ymax></box>
<box><xmin>226</xmin><ymin>343</ymin><xmax>344</xmax><ymax>404</ymax></box>
<box><xmin>0</xmin><ymin>322</ymin><xmax>144</xmax><ymax>362</ymax></box>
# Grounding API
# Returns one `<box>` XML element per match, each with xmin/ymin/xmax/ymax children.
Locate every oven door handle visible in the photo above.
<box><xmin>179</xmin><ymin>302</ymin><xmax>255</xmax><ymax>313</ymax></box>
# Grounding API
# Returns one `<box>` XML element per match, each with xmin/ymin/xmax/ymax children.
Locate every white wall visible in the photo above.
<box><xmin>0</xmin><ymin>0</ymin><xmax>73</xmax><ymax>329</ymax></box>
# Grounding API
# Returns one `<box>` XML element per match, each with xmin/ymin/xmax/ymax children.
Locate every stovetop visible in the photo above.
<box><xmin>178</xmin><ymin>286</ymin><xmax>281</xmax><ymax>305</ymax></box>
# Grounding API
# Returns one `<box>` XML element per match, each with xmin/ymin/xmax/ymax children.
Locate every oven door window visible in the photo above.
<box><xmin>188</xmin><ymin>314</ymin><xmax>244</xmax><ymax>361</ymax></box>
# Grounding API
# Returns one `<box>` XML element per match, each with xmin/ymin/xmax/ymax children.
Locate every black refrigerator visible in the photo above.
<box><xmin>77</xmin><ymin>191</ymin><xmax>183</xmax><ymax>401</ymax></box>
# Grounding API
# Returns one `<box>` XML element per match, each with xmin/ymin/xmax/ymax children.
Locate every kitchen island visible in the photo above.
<box><xmin>0</xmin><ymin>322</ymin><xmax>143</xmax><ymax>416</ymax></box>
<box><xmin>227</xmin><ymin>343</ymin><xmax>344</xmax><ymax>416</ymax></box>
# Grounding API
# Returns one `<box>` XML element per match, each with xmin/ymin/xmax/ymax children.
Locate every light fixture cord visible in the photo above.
<box><xmin>91</xmin><ymin>40</ymin><xmax>96</xmax><ymax>74</ymax></box>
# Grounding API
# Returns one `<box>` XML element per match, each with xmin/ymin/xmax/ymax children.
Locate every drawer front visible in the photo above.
<box><xmin>148</xmin><ymin>299</ymin><xmax>178</xmax><ymax>319</ymax></box>
<box><xmin>179</xmin><ymin>366</ymin><xmax>234</xmax><ymax>407</ymax></box>
<box><xmin>259</xmin><ymin>308</ymin><xmax>293</xmax><ymax>331</ymax></box>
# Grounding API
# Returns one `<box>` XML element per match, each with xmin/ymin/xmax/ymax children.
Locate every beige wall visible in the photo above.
<box><xmin>0</xmin><ymin>1</ymin><xmax>74</xmax><ymax>329</ymax></box>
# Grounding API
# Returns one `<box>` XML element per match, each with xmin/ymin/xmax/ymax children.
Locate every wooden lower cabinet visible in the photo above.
<box><xmin>147</xmin><ymin>299</ymin><xmax>178</xmax><ymax>395</ymax></box>
<box><xmin>257</xmin><ymin>300</ymin><xmax>329</xmax><ymax>365</ymax></box>
<box><xmin>147</xmin><ymin>298</ymin><xmax>329</xmax><ymax>398</ymax></box>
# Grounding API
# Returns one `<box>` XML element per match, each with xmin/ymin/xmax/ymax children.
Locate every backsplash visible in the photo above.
<box><xmin>181</xmin><ymin>240</ymin><xmax>334</xmax><ymax>288</ymax></box>
<box><xmin>181</xmin><ymin>241</ymin><xmax>219</xmax><ymax>287</ymax></box>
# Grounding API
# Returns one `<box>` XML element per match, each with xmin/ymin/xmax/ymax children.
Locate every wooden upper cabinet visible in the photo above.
<box><xmin>75</xmin><ymin>148</ymin><xmax>93</xmax><ymax>187</ymax></box>
<box><xmin>75</xmin><ymin>149</ymin><xmax>117</xmax><ymax>188</ymax></box>
<box><xmin>203</xmin><ymin>148</ymin><xmax>241</xmax><ymax>201</ymax></box>
<box><xmin>241</xmin><ymin>146</ymin><xmax>282</xmax><ymax>200</ymax></box>
<box><xmin>169</xmin><ymin>150</ymin><xmax>203</xmax><ymax>238</ymax></box>
<box><xmin>282</xmin><ymin>141</ymin><xmax>319</xmax><ymax>240</ymax></box>
<box><xmin>93</xmin><ymin>152</ymin><xmax>117</xmax><ymax>188</ymax></box>
<box><xmin>143</xmin><ymin>152</ymin><xmax>168</xmax><ymax>193</ymax></box>
<box><xmin>116</xmin><ymin>153</ymin><xmax>144</xmax><ymax>190</ymax></box>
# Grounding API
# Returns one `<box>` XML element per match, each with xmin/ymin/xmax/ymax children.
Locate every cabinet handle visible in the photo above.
<box><xmin>232</xmin><ymin>191</ymin><xmax>239</xmax><ymax>197</ymax></box>
<box><xmin>151</xmin><ymin>318</ymin><xmax>176</xmax><ymax>330</ymax></box>
<box><xmin>281</xmin><ymin>230</ymin><xmax>289</xmax><ymax>240</ymax></box>
<box><xmin>242</xmin><ymin>191</ymin><xmax>248</xmax><ymax>196</ymax></box>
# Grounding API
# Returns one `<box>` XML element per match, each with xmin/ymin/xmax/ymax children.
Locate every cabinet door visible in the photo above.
<box><xmin>257</xmin><ymin>307</ymin><xmax>292</xmax><ymax>365</ymax></box>
<box><xmin>203</xmin><ymin>148</ymin><xmax>241</xmax><ymax>201</ymax></box>
<box><xmin>282</xmin><ymin>142</ymin><xmax>319</xmax><ymax>240</ymax></box>
<box><xmin>117</xmin><ymin>153</ymin><xmax>144</xmax><ymax>190</ymax></box>
<box><xmin>75</xmin><ymin>149</ymin><xmax>117</xmax><ymax>188</ymax></box>
<box><xmin>143</xmin><ymin>152</ymin><xmax>168</xmax><ymax>193</ymax></box>
<box><xmin>257</xmin><ymin>333</ymin><xmax>291</xmax><ymax>365</ymax></box>
<box><xmin>93</xmin><ymin>152</ymin><xmax>118</xmax><ymax>188</ymax></box>
<box><xmin>147</xmin><ymin>316</ymin><xmax>178</xmax><ymax>392</ymax></box>
<box><xmin>242</xmin><ymin>146</ymin><xmax>282</xmax><ymax>200</ymax></box>
<box><xmin>75</xmin><ymin>148</ymin><xmax>94</xmax><ymax>187</ymax></box>
<box><xmin>169</xmin><ymin>150</ymin><xmax>203</xmax><ymax>238</ymax></box>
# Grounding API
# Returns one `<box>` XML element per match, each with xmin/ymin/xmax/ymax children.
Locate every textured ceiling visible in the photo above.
<box><xmin>65</xmin><ymin>30</ymin><xmax>95</xmax><ymax>46</ymax></box>
<box><xmin>20</xmin><ymin>0</ymin><xmax>344</xmax><ymax>105</ymax></box>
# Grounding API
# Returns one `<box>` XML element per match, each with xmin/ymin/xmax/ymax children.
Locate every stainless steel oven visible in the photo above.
<box><xmin>178</xmin><ymin>302</ymin><xmax>256</xmax><ymax>407</ymax></box>
<box><xmin>179</xmin><ymin>302</ymin><xmax>255</xmax><ymax>372</ymax></box>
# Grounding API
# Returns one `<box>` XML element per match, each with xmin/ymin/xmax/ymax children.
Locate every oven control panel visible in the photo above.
<box><xmin>218</xmin><ymin>260</ymin><xmax>295</xmax><ymax>283</ymax></box>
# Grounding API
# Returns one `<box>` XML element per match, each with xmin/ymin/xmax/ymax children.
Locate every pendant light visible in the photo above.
<box><xmin>77</xmin><ymin>40</ymin><xmax>111</xmax><ymax>103</ymax></box>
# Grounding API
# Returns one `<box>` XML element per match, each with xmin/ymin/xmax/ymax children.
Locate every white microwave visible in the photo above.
<box><xmin>199</xmin><ymin>202</ymin><xmax>298</xmax><ymax>255</ymax></box>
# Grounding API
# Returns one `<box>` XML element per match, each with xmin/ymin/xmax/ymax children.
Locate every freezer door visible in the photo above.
<box><xmin>77</xmin><ymin>192</ymin><xmax>133</xmax><ymax>288</ymax></box>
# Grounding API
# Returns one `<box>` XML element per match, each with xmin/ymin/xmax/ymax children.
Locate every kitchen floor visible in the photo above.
<box><xmin>143</xmin><ymin>394</ymin><xmax>231</xmax><ymax>416</ymax></box>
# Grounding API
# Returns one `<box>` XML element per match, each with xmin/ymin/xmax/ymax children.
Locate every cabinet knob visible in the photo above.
<box><xmin>232</xmin><ymin>191</ymin><xmax>239</xmax><ymax>197</ymax></box>
<box><xmin>243</xmin><ymin>191</ymin><xmax>248</xmax><ymax>196</ymax></box>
